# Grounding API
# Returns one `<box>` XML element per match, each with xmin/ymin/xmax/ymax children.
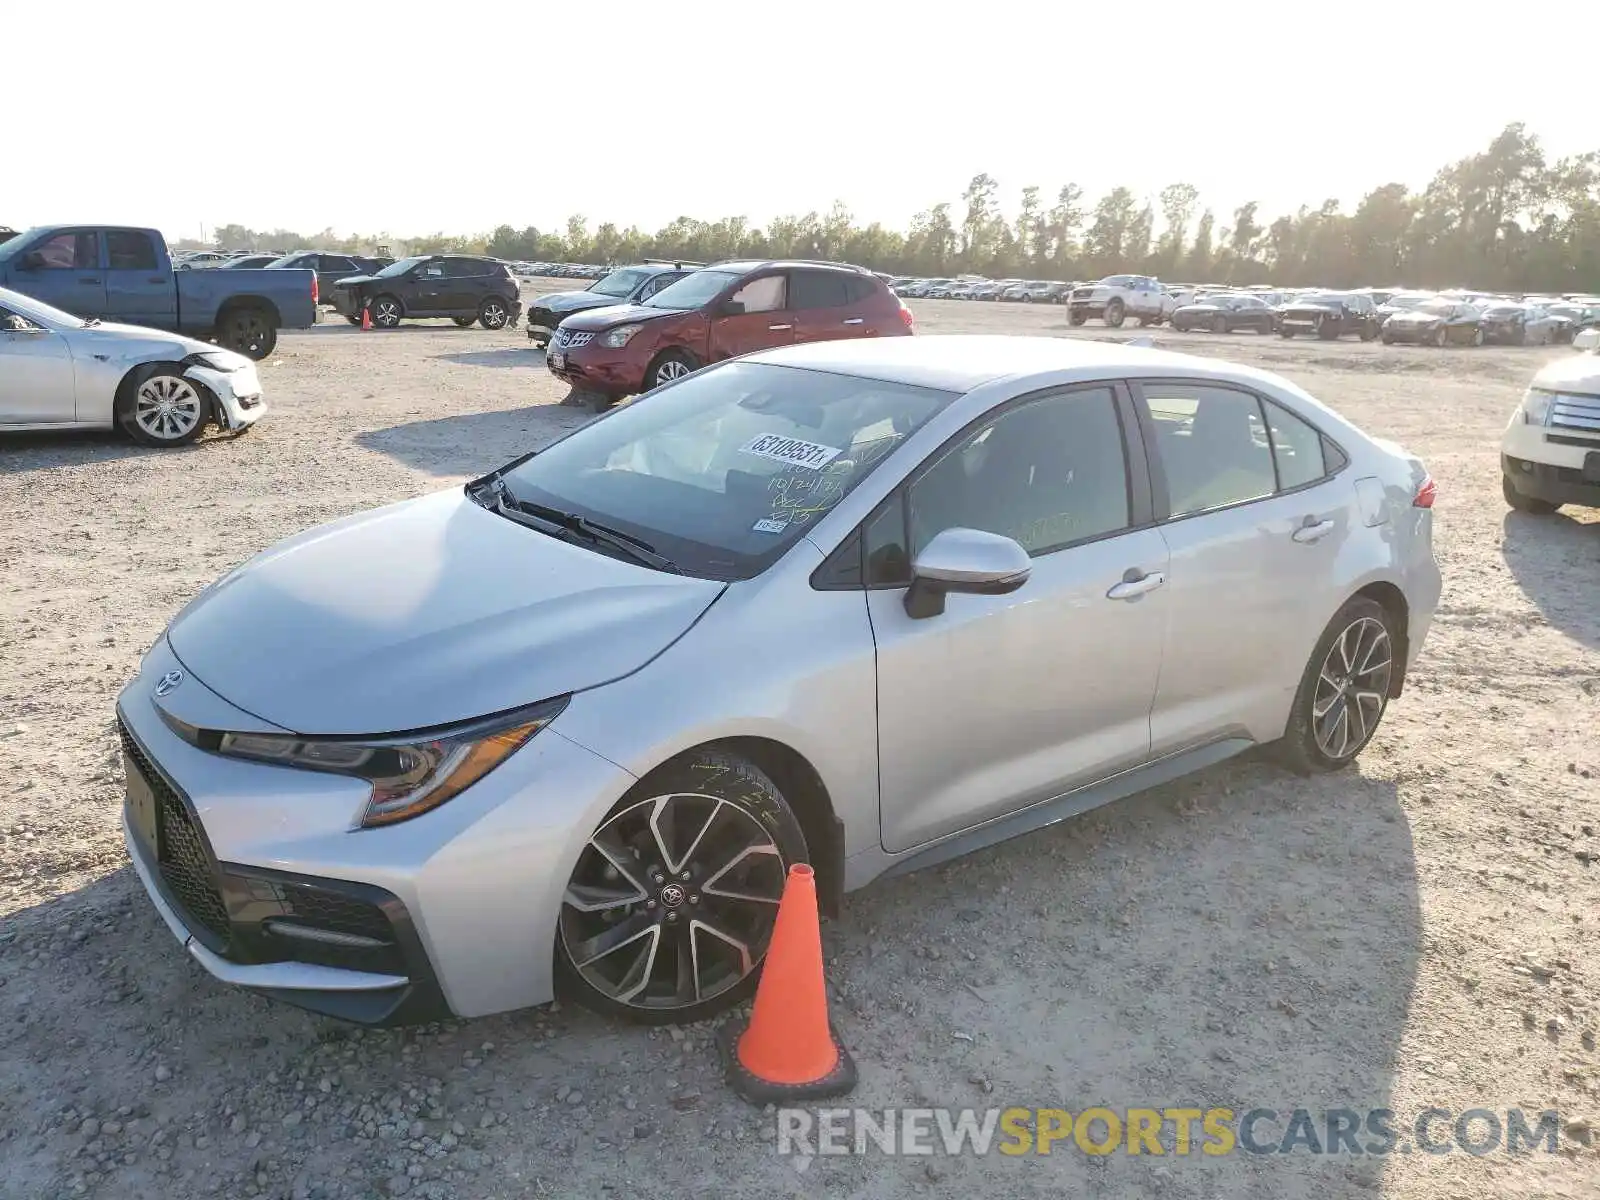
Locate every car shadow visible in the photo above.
<box><xmin>2</xmin><ymin>756</ymin><xmax>1419</xmax><ymax>1196</ymax></box>
<box><xmin>0</xmin><ymin>428</ymin><xmax>237</xmax><ymax>475</ymax></box>
<box><xmin>354</xmin><ymin>405</ymin><xmax>590</xmax><ymax>478</ymax></box>
<box><xmin>1500</xmin><ymin>510</ymin><xmax>1600</xmax><ymax>650</ymax></box>
<box><xmin>432</xmin><ymin>349</ymin><xmax>547</xmax><ymax>370</ymax></box>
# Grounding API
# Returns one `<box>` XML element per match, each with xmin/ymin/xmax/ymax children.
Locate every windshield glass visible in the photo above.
<box><xmin>496</xmin><ymin>361</ymin><xmax>954</xmax><ymax>580</ymax></box>
<box><xmin>642</xmin><ymin>269</ymin><xmax>740</xmax><ymax>310</ymax></box>
<box><xmin>589</xmin><ymin>267</ymin><xmax>652</xmax><ymax>298</ymax></box>
<box><xmin>376</xmin><ymin>256</ymin><xmax>430</xmax><ymax>279</ymax></box>
<box><xmin>1297</xmin><ymin>292</ymin><xmax>1347</xmax><ymax>306</ymax></box>
<box><xmin>1418</xmin><ymin>299</ymin><xmax>1456</xmax><ymax>315</ymax></box>
<box><xmin>0</xmin><ymin>287</ymin><xmax>85</xmax><ymax>329</ymax></box>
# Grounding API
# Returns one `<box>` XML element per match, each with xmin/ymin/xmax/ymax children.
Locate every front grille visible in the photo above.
<box><xmin>1549</xmin><ymin>394</ymin><xmax>1600</xmax><ymax>434</ymax></box>
<box><xmin>1070</xmin><ymin>288</ymin><xmax>1094</xmax><ymax>300</ymax></box>
<box><xmin>119</xmin><ymin>722</ymin><xmax>231</xmax><ymax>947</ymax></box>
<box><xmin>553</xmin><ymin>329</ymin><xmax>593</xmax><ymax>350</ymax></box>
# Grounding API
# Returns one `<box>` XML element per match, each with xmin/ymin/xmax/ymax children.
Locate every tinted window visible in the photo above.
<box><xmin>443</xmin><ymin>258</ymin><xmax>486</xmax><ymax>278</ymax></box>
<box><xmin>1144</xmin><ymin>385</ymin><xmax>1275</xmax><ymax>518</ymax></box>
<box><xmin>908</xmin><ymin>388</ymin><xmax>1130</xmax><ymax>558</ymax></box>
<box><xmin>500</xmin><ymin>361</ymin><xmax>952</xmax><ymax>581</ymax></box>
<box><xmin>789</xmin><ymin>270</ymin><xmax>850</xmax><ymax>310</ymax></box>
<box><xmin>106</xmin><ymin>231</ymin><xmax>157</xmax><ymax>271</ymax></box>
<box><xmin>863</xmin><ymin>498</ymin><xmax>910</xmax><ymax>586</ymax></box>
<box><xmin>321</xmin><ymin>256</ymin><xmax>357</xmax><ymax>272</ymax></box>
<box><xmin>843</xmin><ymin>275</ymin><xmax>879</xmax><ymax>304</ymax></box>
<box><xmin>31</xmin><ymin>232</ymin><xmax>98</xmax><ymax>269</ymax></box>
<box><xmin>1322</xmin><ymin>436</ymin><xmax>1349</xmax><ymax>474</ymax></box>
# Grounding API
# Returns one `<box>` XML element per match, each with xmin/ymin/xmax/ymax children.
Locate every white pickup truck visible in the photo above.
<box><xmin>1066</xmin><ymin>275</ymin><xmax>1176</xmax><ymax>328</ymax></box>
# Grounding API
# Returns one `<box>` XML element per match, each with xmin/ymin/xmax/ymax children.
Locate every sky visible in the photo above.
<box><xmin>8</xmin><ymin>3</ymin><xmax>1595</xmax><ymax>245</ymax></box>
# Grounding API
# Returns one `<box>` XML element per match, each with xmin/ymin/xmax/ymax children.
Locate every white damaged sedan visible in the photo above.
<box><xmin>0</xmin><ymin>285</ymin><xmax>265</xmax><ymax>446</ymax></box>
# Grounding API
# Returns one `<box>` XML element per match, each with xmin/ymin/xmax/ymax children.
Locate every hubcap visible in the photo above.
<box><xmin>134</xmin><ymin>377</ymin><xmax>201</xmax><ymax>440</ymax></box>
<box><xmin>560</xmin><ymin>793</ymin><xmax>786</xmax><ymax>1010</ymax></box>
<box><xmin>483</xmin><ymin>304</ymin><xmax>506</xmax><ymax>327</ymax></box>
<box><xmin>1311</xmin><ymin>617</ymin><xmax>1393</xmax><ymax>760</ymax></box>
<box><xmin>376</xmin><ymin>301</ymin><xmax>400</xmax><ymax>326</ymax></box>
<box><xmin>656</xmin><ymin>359</ymin><xmax>689</xmax><ymax>384</ymax></box>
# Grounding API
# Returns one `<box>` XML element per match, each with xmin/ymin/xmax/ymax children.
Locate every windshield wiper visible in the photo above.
<box><xmin>474</xmin><ymin>477</ymin><xmax>680</xmax><ymax>573</ymax></box>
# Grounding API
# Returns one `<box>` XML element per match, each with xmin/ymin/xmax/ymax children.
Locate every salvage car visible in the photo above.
<box><xmin>1169</xmin><ymin>292</ymin><xmax>1277</xmax><ymax>335</ymax></box>
<box><xmin>1380</xmin><ymin>298</ymin><xmax>1484</xmax><ymax>346</ymax></box>
<box><xmin>0</xmin><ymin>225</ymin><xmax>316</xmax><ymax>360</ymax></box>
<box><xmin>1501</xmin><ymin>351</ymin><xmax>1600</xmax><ymax>513</ymax></box>
<box><xmin>115</xmin><ymin>334</ymin><xmax>1439</xmax><ymax>1027</ymax></box>
<box><xmin>525</xmin><ymin>261</ymin><xmax>703</xmax><ymax>349</ymax></box>
<box><xmin>330</xmin><ymin>255</ymin><xmax>521</xmax><ymax>330</ymax></box>
<box><xmin>547</xmin><ymin>259</ymin><xmax>914</xmax><ymax>405</ymax></box>
<box><xmin>0</xmin><ymin>285</ymin><xmax>265</xmax><ymax>445</ymax></box>
<box><xmin>1279</xmin><ymin>292</ymin><xmax>1381</xmax><ymax>341</ymax></box>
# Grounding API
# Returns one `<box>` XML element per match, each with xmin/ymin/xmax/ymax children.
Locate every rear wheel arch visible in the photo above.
<box><xmin>1350</xmin><ymin>581</ymin><xmax>1410</xmax><ymax>698</ymax></box>
<box><xmin>216</xmin><ymin>295</ymin><xmax>282</xmax><ymax>330</ymax></box>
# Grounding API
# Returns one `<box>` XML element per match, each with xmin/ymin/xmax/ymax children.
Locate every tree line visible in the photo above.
<box><xmin>192</xmin><ymin>125</ymin><xmax>1600</xmax><ymax>293</ymax></box>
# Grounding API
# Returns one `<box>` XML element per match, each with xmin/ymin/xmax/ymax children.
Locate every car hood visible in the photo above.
<box><xmin>1387</xmin><ymin>310</ymin><xmax>1444</xmax><ymax>324</ymax></box>
<box><xmin>558</xmin><ymin>303</ymin><xmax>680</xmax><ymax>332</ymax></box>
<box><xmin>1287</xmin><ymin>302</ymin><xmax>1343</xmax><ymax>314</ymax></box>
<box><xmin>63</xmin><ymin>321</ymin><xmax>218</xmax><ymax>358</ymax></box>
<box><xmin>533</xmin><ymin>290</ymin><xmax>628</xmax><ymax>315</ymax></box>
<box><xmin>1176</xmin><ymin>303</ymin><xmax>1222</xmax><ymax>314</ymax></box>
<box><xmin>330</xmin><ymin>273</ymin><xmax>381</xmax><ymax>288</ymax></box>
<box><xmin>164</xmin><ymin>489</ymin><xmax>725</xmax><ymax>735</ymax></box>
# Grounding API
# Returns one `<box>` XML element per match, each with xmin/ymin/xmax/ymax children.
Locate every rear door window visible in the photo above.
<box><xmin>788</xmin><ymin>270</ymin><xmax>850</xmax><ymax>311</ymax></box>
<box><xmin>1141</xmin><ymin>384</ymin><xmax>1276</xmax><ymax>518</ymax></box>
<box><xmin>106</xmin><ymin>231</ymin><xmax>157</xmax><ymax>271</ymax></box>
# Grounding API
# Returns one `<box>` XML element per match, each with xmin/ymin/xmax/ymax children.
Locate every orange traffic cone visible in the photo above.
<box><xmin>720</xmin><ymin>863</ymin><xmax>858</xmax><ymax>1105</ymax></box>
<box><xmin>360</xmin><ymin>306</ymin><xmax>373</xmax><ymax>331</ymax></box>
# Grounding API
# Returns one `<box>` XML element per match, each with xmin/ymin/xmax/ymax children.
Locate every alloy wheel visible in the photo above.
<box><xmin>374</xmin><ymin>300</ymin><xmax>402</xmax><ymax>327</ymax></box>
<box><xmin>1311</xmin><ymin>616</ymin><xmax>1392</xmax><ymax>760</ymax></box>
<box><xmin>655</xmin><ymin>359</ymin><xmax>690</xmax><ymax>385</ymax></box>
<box><xmin>481</xmin><ymin>302</ymin><xmax>507</xmax><ymax>329</ymax></box>
<box><xmin>134</xmin><ymin>376</ymin><xmax>202</xmax><ymax>442</ymax></box>
<box><xmin>560</xmin><ymin>793</ymin><xmax>787</xmax><ymax>1012</ymax></box>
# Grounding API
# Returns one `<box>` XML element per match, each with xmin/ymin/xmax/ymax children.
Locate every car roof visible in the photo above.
<box><xmin>708</xmin><ymin>259</ymin><xmax>868</xmax><ymax>276</ymax></box>
<box><xmin>746</xmin><ymin>334</ymin><xmax>1288</xmax><ymax>394</ymax></box>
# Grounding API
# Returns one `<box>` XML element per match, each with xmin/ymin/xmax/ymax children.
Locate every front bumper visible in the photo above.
<box><xmin>1502</xmin><ymin>451</ymin><xmax>1600</xmax><ymax>508</ymax></box>
<box><xmin>185</xmin><ymin>363</ymin><xmax>265</xmax><ymax>431</ymax></box>
<box><xmin>115</xmin><ymin>639</ymin><xmax>638</xmax><ymax>1022</ymax></box>
<box><xmin>1382</xmin><ymin>323</ymin><xmax>1435</xmax><ymax>343</ymax></box>
<box><xmin>546</xmin><ymin>340</ymin><xmax>647</xmax><ymax>397</ymax></box>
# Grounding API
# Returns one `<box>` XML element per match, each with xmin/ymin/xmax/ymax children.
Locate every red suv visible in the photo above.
<box><xmin>546</xmin><ymin>259</ymin><xmax>914</xmax><ymax>403</ymax></box>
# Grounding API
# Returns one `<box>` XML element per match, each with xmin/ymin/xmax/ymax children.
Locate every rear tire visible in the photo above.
<box><xmin>452</xmin><ymin>316</ymin><xmax>477</xmax><ymax>328</ymax></box>
<box><xmin>1068</xmin><ymin>312</ymin><xmax>1088</xmax><ymax>326</ymax></box>
<box><xmin>1502</xmin><ymin>473</ymin><xmax>1557</xmax><ymax>514</ymax></box>
<box><xmin>478</xmin><ymin>297</ymin><xmax>510</xmax><ymax>330</ymax></box>
<box><xmin>1211</xmin><ymin>314</ymin><xmax>1228</xmax><ymax>335</ymax></box>
<box><xmin>1270</xmin><ymin>597</ymin><xmax>1397</xmax><ymax>775</ymax></box>
<box><xmin>554</xmin><ymin>749</ymin><xmax>808</xmax><ymax>1025</ymax></box>
<box><xmin>215</xmin><ymin>306</ymin><xmax>275</xmax><ymax>359</ymax></box>
<box><xmin>1104</xmin><ymin>299</ymin><xmax>1126</xmax><ymax>328</ymax></box>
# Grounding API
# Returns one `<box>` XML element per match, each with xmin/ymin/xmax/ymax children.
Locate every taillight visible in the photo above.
<box><xmin>899</xmin><ymin>303</ymin><xmax>915</xmax><ymax>331</ymax></box>
<box><xmin>311</xmin><ymin>274</ymin><xmax>319</xmax><ymax>304</ymax></box>
<box><xmin>1413</xmin><ymin>475</ymin><xmax>1437</xmax><ymax>508</ymax></box>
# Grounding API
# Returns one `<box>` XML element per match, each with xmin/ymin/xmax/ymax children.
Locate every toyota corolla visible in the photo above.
<box><xmin>116</xmin><ymin>336</ymin><xmax>1441</xmax><ymax>1027</ymax></box>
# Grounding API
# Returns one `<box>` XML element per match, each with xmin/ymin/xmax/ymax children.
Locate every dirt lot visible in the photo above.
<box><xmin>1</xmin><ymin>284</ymin><xmax>1597</xmax><ymax>1200</ymax></box>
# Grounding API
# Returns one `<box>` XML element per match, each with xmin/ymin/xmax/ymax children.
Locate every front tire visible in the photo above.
<box><xmin>1211</xmin><ymin>314</ymin><xmax>1228</xmax><ymax>335</ymax></box>
<box><xmin>119</xmin><ymin>367</ymin><xmax>209</xmax><ymax>447</ymax></box>
<box><xmin>1068</xmin><ymin>312</ymin><xmax>1088</xmax><ymax>326</ymax></box>
<box><xmin>1502</xmin><ymin>473</ymin><xmax>1558</xmax><ymax>514</ymax></box>
<box><xmin>646</xmin><ymin>349</ymin><xmax>697</xmax><ymax>391</ymax></box>
<box><xmin>555</xmin><ymin>749</ymin><xmax>808</xmax><ymax>1024</ymax></box>
<box><xmin>370</xmin><ymin>295</ymin><xmax>404</xmax><ymax>329</ymax></box>
<box><xmin>1272</xmin><ymin>597</ymin><xmax>1397</xmax><ymax>775</ymax></box>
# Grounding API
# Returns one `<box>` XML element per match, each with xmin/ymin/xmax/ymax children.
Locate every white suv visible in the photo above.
<box><xmin>1501</xmin><ymin>349</ymin><xmax>1600</xmax><ymax>514</ymax></box>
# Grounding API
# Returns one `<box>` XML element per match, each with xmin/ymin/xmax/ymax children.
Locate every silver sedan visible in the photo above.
<box><xmin>114</xmin><ymin>335</ymin><xmax>1440</xmax><ymax>1028</ymax></box>
<box><xmin>0</xmin><ymin>286</ymin><xmax>265</xmax><ymax>446</ymax></box>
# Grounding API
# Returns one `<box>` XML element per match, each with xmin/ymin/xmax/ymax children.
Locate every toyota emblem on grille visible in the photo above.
<box><xmin>153</xmin><ymin>670</ymin><xmax>185</xmax><ymax>698</ymax></box>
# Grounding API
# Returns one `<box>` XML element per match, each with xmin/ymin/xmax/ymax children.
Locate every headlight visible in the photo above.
<box><xmin>183</xmin><ymin>350</ymin><xmax>246</xmax><ymax>373</ymax></box>
<box><xmin>204</xmin><ymin>697</ymin><xmax>568</xmax><ymax>827</ymax></box>
<box><xmin>1521</xmin><ymin>388</ymin><xmax>1553</xmax><ymax>426</ymax></box>
<box><xmin>601</xmin><ymin>324</ymin><xmax>643</xmax><ymax>348</ymax></box>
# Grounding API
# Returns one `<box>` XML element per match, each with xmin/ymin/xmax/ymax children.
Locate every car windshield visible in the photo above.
<box><xmin>375</xmin><ymin>256</ymin><xmax>430</xmax><ymax>278</ymax></box>
<box><xmin>1298</xmin><ymin>292</ymin><xmax>1347</xmax><ymax>305</ymax></box>
<box><xmin>642</xmin><ymin>269</ymin><xmax>741</xmax><ymax>310</ymax></box>
<box><xmin>494</xmin><ymin>361</ymin><xmax>955</xmax><ymax>580</ymax></box>
<box><xmin>1418</xmin><ymin>299</ymin><xmax>1456</xmax><ymax>315</ymax></box>
<box><xmin>589</xmin><ymin>267</ymin><xmax>653</xmax><ymax>298</ymax></box>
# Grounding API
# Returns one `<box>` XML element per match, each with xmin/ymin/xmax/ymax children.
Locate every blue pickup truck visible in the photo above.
<box><xmin>0</xmin><ymin>225</ymin><xmax>316</xmax><ymax>359</ymax></box>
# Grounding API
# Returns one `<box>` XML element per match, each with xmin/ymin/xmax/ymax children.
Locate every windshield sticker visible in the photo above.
<box><xmin>741</xmin><ymin>433</ymin><xmax>843</xmax><ymax>471</ymax></box>
<box><xmin>752</xmin><ymin>517</ymin><xmax>789</xmax><ymax>534</ymax></box>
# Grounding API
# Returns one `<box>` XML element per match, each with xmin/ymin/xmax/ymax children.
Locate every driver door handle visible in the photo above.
<box><xmin>1106</xmin><ymin>570</ymin><xmax>1166</xmax><ymax>600</ymax></box>
<box><xmin>1292</xmin><ymin>518</ymin><xmax>1337</xmax><ymax>544</ymax></box>
<box><xmin>768</xmin><ymin>323</ymin><xmax>793</xmax><ymax>331</ymax></box>
<box><xmin>842</xmin><ymin>317</ymin><xmax>864</xmax><ymax>325</ymax></box>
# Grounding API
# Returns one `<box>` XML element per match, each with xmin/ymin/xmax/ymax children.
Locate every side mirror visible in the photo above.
<box><xmin>903</xmin><ymin>527</ymin><xmax>1031</xmax><ymax>619</ymax></box>
<box><xmin>720</xmin><ymin>299</ymin><xmax>746</xmax><ymax>316</ymax></box>
<box><xmin>18</xmin><ymin>251</ymin><xmax>45</xmax><ymax>271</ymax></box>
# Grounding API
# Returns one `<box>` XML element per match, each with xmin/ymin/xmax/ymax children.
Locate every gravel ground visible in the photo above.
<box><xmin>1</xmin><ymin>284</ymin><xmax>1597</xmax><ymax>1200</ymax></box>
